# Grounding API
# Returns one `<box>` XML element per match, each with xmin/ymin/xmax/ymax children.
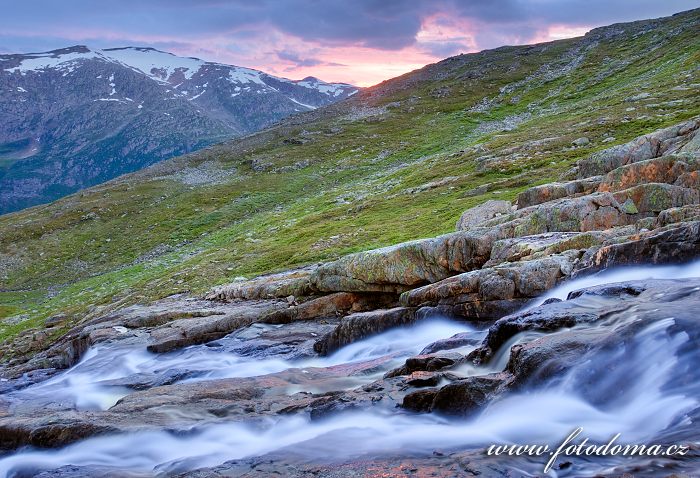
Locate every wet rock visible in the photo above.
<box><xmin>419</xmin><ymin>332</ymin><xmax>485</xmax><ymax>355</ymax></box>
<box><xmin>385</xmin><ymin>352</ymin><xmax>463</xmax><ymax>378</ymax></box>
<box><xmin>146</xmin><ymin>300</ymin><xmax>288</xmax><ymax>353</ymax></box>
<box><xmin>420</xmin><ymin>278</ymin><xmax>700</xmax><ymax>419</ymax></box>
<box><xmin>429</xmin><ymin>375</ymin><xmax>505</xmax><ymax>416</ymax></box>
<box><xmin>578</xmin><ymin>221</ymin><xmax>700</xmax><ymax>272</ymax></box>
<box><xmin>313</xmin><ymin>307</ymin><xmax>417</xmax><ymax>356</ymax></box>
<box><xmin>406</xmin><ymin>371</ymin><xmax>442</xmax><ymax>387</ymax></box>
<box><xmin>401</xmin><ymin>389</ymin><xmax>438</xmax><ymax>412</ymax></box>
<box><xmin>455</xmin><ymin>199</ymin><xmax>511</xmax><ymax>231</ymax></box>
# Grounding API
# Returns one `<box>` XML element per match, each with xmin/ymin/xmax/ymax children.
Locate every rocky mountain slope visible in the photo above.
<box><xmin>1</xmin><ymin>103</ymin><xmax>699</xmax><ymax>478</ymax></box>
<box><xmin>0</xmin><ymin>46</ymin><xmax>357</xmax><ymax>213</ymax></box>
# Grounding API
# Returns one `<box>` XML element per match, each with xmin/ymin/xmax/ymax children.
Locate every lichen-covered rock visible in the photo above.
<box><xmin>261</xmin><ymin>292</ymin><xmax>398</xmax><ymax>324</ymax></box>
<box><xmin>516</xmin><ymin>176</ymin><xmax>602</xmax><ymax>209</ymax></box>
<box><xmin>597</xmin><ymin>154</ymin><xmax>700</xmax><ymax>193</ymax></box>
<box><xmin>510</xmin><ymin>192</ymin><xmax>637</xmax><ymax>236</ymax></box>
<box><xmin>205</xmin><ymin>267</ymin><xmax>317</xmax><ymax>301</ymax></box>
<box><xmin>455</xmin><ymin>199</ymin><xmax>512</xmax><ymax>231</ymax></box>
<box><xmin>655</xmin><ymin>204</ymin><xmax>700</xmax><ymax>227</ymax></box>
<box><xmin>611</xmin><ymin>183</ymin><xmax>699</xmax><ymax>213</ymax></box>
<box><xmin>400</xmin><ymin>252</ymin><xmax>581</xmax><ymax>319</ymax></box>
<box><xmin>310</xmin><ymin>228</ymin><xmax>507</xmax><ymax>293</ymax></box>
<box><xmin>485</xmin><ymin>231</ymin><xmax>607</xmax><ymax>266</ymax></box>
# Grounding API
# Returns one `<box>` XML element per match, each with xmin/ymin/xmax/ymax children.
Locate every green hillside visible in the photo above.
<box><xmin>1</xmin><ymin>9</ymin><xmax>699</xmax><ymax>361</ymax></box>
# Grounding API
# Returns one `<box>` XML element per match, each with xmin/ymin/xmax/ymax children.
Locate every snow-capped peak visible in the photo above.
<box><xmin>101</xmin><ymin>47</ymin><xmax>207</xmax><ymax>82</ymax></box>
<box><xmin>1</xmin><ymin>45</ymin><xmax>359</xmax><ymax>100</ymax></box>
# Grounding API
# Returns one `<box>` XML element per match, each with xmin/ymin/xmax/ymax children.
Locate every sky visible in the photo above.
<box><xmin>1</xmin><ymin>1</ymin><xmax>698</xmax><ymax>86</ymax></box>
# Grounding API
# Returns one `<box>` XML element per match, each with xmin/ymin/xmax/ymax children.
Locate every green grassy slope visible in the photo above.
<box><xmin>1</xmin><ymin>9</ymin><xmax>699</xmax><ymax>359</ymax></box>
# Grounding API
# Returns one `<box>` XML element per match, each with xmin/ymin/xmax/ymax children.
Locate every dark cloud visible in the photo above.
<box><xmin>1</xmin><ymin>0</ymin><xmax>698</xmax><ymax>59</ymax></box>
<box><xmin>277</xmin><ymin>50</ymin><xmax>324</xmax><ymax>67</ymax></box>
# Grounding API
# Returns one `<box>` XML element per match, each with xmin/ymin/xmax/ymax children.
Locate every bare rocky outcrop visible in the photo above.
<box><xmin>199</xmin><ymin>116</ymin><xmax>700</xmax><ymax>341</ymax></box>
<box><xmin>575</xmin><ymin>116</ymin><xmax>700</xmax><ymax>177</ymax></box>
<box><xmin>455</xmin><ymin>199</ymin><xmax>511</xmax><ymax>230</ymax></box>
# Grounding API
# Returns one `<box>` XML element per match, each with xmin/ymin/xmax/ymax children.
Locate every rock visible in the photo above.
<box><xmin>401</xmin><ymin>388</ymin><xmax>438</xmax><ymax>412</ymax></box>
<box><xmin>429</xmin><ymin>375</ymin><xmax>505</xmax><ymax>416</ymax></box>
<box><xmin>516</xmin><ymin>192</ymin><xmax>640</xmax><ymax>235</ymax></box>
<box><xmin>516</xmin><ymin>176</ymin><xmax>602</xmax><ymax>209</ymax></box>
<box><xmin>261</xmin><ymin>292</ymin><xmax>398</xmax><ymax>324</ymax></box>
<box><xmin>313</xmin><ymin>307</ymin><xmax>417</xmax><ymax>356</ymax></box>
<box><xmin>578</xmin><ymin>221</ymin><xmax>700</xmax><ymax>273</ymax></box>
<box><xmin>419</xmin><ymin>332</ymin><xmax>486</xmax><ymax>355</ymax></box>
<box><xmin>418</xmin><ymin>278</ymin><xmax>700</xmax><ymax>420</ymax></box>
<box><xmin>485</xmin><ymin>231</ymin><xmax>606</xmax><ymax>266</ymax></box>
<box><xmin>572</xmin><ymin>137</ymin><xmax>590</xmax><ymax>147</ymax></box>
<box><xmin>310</xmin><ymin>228</ymin><xmax>507</xmax><ymax>293</ymax></box>
<box><xmin>597</xmin><ymin>154</ymin><xmax>700</xmax><ymax>193</ymax></box>
<box><xmin>679</xmin><ymin>129</ymin><xmax>700</xmax><ymax>153</ymax></box>
<box><xmin>385</xmin><ymin>352</ymin><xmax>463</xmax><ymax>378</ymax></box>
<box><xmin>400</xmin><ymin>253</ymin><xmax>581</xmax><ymax>319</ymax></box>
<box><xmin>146</xmin><ymin>300</ymin><xmax>288</xmax><ymax>353</ymax></box>
<box><xmin>455</xmin><ymin>199</ymin><xmax>511</xmax><ymax>231</ymax></box>
<box><xmin>612</xmin><ymin>183</ymin><xmax>699</xmax><ymax>214</ymax></box>
<box><xmin>655</xmin><ymin>204</ymin><xmax>700</xmax><ymax>227</ymax></box>
<box><xmin>406</xmin><ymin>371</ymin><xmax>442</xmax><ymax>387</ymax></box>
<box><xmin>576</xmin><ymin>116</ymin><xmax>700</xmax><ymax>178</ymax></box>
<box><xmin>205</xmin><ymin>267</ymin><xmax>317</xmax><ymax>301</ymax></box>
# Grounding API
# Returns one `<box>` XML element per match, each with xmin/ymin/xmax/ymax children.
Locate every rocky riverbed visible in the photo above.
<box><xmin>1</xmin><ymin>118</ymin><xmax>700</xmax><ymax>476</ymax></box>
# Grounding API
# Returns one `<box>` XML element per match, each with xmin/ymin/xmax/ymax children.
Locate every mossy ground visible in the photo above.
<box><xmin>1</xmin><ymin>11</ymin><xmax>699</xmax><ymax>358</ymax></box>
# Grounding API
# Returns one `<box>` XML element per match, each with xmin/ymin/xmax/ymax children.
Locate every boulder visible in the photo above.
<box><xmin>455</xmin><ymin>199</ymin><xmax>512</xmax><ymax>231</ymax></box>
<box><xmin>576</xmin><ymin>116</ymin><xmax>700</xmax><ymax>178</ymax></box>
<box><xmin>485</xmin><ymin>231</ymin><xmax>606</xmax><ymax>266</ymax></box>
<box><xmin>400</xmin><ymin>252</ymin><xmax>581</xmax><ymax>319</ymax></box>
<box><xmin>509</xmin><ymin>192</ymin><xmax>638</xmax><ymax>236</ymax></box>
<box><xmin>611</xmin><ymin>183</ymin><xmax>699</xmax><ymax>214</ymax></box>
<box><xmin>205</xmin><ymin>267</ymin><xmax>317</xmax><ymax>301</ymax></box>
<box><xmin>516</xmin><ymin>176</ymin><xmax>602</xmax><ymax>209</ymax></box>
<box><xmin>313</xmin><ymin>307</ymin><xmax>417</xmax><ymax>356</ymax></box>
<box><xmin>597</xmin><ymin>154</ymin><xmax>700</xmax><ymax>192</ymax></box>
<box><xmin>655</xmin><ymin>204</ymin><xmax>700</xmax><ymax>227</ymax></box>
<box><xmin>310</xmin><ymin>228</ymin><xmax>507</xmax><ymax>293</ymax></box>
<box><xmin>261</xmin><ymin>292</ymin><xmax>398</xmax><ymax>324</ymax></box>
<box><xmin>578</xmin><ymin>221</ymin><xmax>700</xmax><ymax>272</ymax></box>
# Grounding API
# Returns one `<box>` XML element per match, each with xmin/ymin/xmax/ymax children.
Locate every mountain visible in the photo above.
<box><xmin>0</xmin><ymin>7</ymin><xmax>698</xmax><ymax>364</ymax></box>
<box><xmin>0</xmin><ymin>46</ymin><xmax>357</xmax><ymax>213</ymax></box>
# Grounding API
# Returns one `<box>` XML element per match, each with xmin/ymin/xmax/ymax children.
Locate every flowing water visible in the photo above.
<box><xmin>2</xmin><ymin>261</ymin><xmax>700</xmax><ymax>477</ymax></box>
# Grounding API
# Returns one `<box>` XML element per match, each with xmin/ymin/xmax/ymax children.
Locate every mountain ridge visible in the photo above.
<box><xmin>0</xmin><ymin>45</ymin><xmax>358</xmax><ymax>213</ymax></box>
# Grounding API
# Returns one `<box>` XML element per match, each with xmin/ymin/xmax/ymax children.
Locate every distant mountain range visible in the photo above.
<box><xmin>0</xmin><ymin>45</ymin><xmax>358</xmax><ymax>213</ymax></box>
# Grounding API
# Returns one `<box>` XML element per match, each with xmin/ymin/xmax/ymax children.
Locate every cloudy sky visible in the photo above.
<box><xmin>1</xmin><ymin>0</ymin><xmax>698</xmax><ymax>86</ymax></box>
